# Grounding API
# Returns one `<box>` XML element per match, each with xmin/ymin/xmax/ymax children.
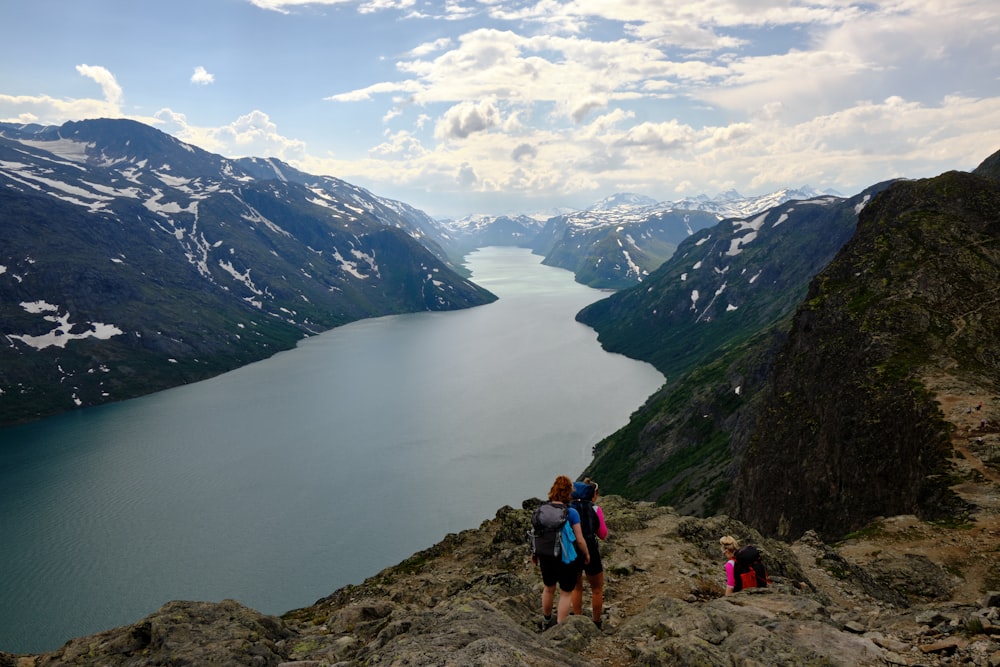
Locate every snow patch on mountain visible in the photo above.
<box><xmin>7</xmin><ymin>302</ymin><xmax>124</xmax><ymax>350</ymax></box>
<box><xmin>18</xmin><ymin>138</ymin><xmax>91</xmax><ymax>163</ymax></box>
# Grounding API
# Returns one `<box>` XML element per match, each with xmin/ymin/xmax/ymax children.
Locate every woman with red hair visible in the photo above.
<box><xmin>531</xmin><ymin>475</ymin><xmax>590</xmax><ymax>628</ymax></box>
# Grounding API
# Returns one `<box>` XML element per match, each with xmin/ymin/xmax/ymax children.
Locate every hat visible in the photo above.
<box><xmin>572</xmin><ymin>481</ymin><xmax>596</xmax><ymax>501</ymax></box>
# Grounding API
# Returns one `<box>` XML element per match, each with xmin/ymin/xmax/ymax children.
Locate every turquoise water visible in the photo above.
<box><xmin>0</xmin><ymin>247</ymin><xmax>663</xmax><ymax>653</ymax></box>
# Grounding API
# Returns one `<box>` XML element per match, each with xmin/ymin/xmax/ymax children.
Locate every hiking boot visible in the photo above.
<box><xmin>538</xmin><ymin>615</ymin><xmax>556</xmax><ymax>631</ymax></box>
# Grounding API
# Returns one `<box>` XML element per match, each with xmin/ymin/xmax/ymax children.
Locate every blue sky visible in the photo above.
<box><xmin>2</xmin><ymin>0</ymin><xmax>999</xmax><ymax>218</ymax></box>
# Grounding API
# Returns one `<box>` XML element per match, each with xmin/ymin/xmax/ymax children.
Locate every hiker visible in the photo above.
<box><xmin>531</xmin><ymin>475</ymin><xmax>590</xmax><ymax>627</ymax></box>
<box><xmin>571</xmin><ymin>478</ymin><xmax>608</xmax><ymax>628</ymax></box>
<box><xmin>720</xmin><ymin>535</ymin><xmax>739</xmax><ymax>595</ymax></box>
<box><xmin>720</xmin><ymin>535</ymin><xmax>769</xmax><ymax>594</ymax></box>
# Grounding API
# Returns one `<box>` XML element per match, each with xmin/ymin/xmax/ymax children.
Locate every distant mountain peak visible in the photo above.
<box><xmin>588</xmin><ymin>192</ymin><xmax>659</xmax><ymax>211</ymax></box>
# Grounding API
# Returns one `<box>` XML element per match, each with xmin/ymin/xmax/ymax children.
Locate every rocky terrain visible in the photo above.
<box><xmin>4</xmin><ymin>381</ymin><xmax>998</xmax><ymax>666</ymax></box>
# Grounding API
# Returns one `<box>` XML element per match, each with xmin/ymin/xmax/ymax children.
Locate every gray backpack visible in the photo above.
<box><xmin>528</xmin><ymin>502</ymin><xmax>568</xmax><ymax>557</ymax></box>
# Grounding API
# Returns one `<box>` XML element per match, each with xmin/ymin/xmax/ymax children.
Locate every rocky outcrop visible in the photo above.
<box><xmin>576</xmin><ymin>185</ymin><xmax>889</xmax><ymax>516</ymax></box>
<box><xmin>11</xmin><ymin>485</ymin><xmax>1000</xmax><ymax>666</ymax></box>
<box><xmin>730</xmin><ymin>169</ymin><xmax>1000</xmax><ymax>541</ymax></box>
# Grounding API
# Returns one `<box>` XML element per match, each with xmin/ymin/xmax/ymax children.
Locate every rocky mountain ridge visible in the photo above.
<box><xmin>574</xmin><ymin>184</ymin><xmax>892</xmax><ymax>515</ymax></box>
<box><xmin>7</xmin><ymin>384</ymin><xmax>1000</xmax><ymax>666</ymax></box>
<box><xmin>531</xmin><ymin>186</ymin><xmax>829</xmax><ymax>289</ymax></box>
<box><xmin>731</xmin><ymin>166</ymin><xmax>1000</xmax><ymax>540</ymax></box>
<box><xmin>0</xmin><ymin>118</ymin><xmax>495</xmax><ymax>427</ymax></box>
<box><xmin>435</xmin><ymin>187</ymin><xmax>829</xmax><ymax>289</ymax></box>
<box><xmin>577</xmin><ymin>151</ymin><xmax>1000</xmax><ymax>532</ymax></box>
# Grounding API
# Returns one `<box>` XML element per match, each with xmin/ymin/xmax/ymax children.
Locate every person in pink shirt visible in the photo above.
<box><xmin>571</xmin><ymin>479</ymin><xmax>609</xmax><ymax>628</ymax></box>
<box><xmin>720</xmin><ymin>535</ymin><xmax>739</xmax><ymax>595</ymax></box>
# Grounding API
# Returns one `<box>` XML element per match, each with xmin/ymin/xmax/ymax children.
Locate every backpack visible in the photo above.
<box><xmin>528</xmin><ymin>502</ymin><xmax>569</xmax><ymax>558</ymax></box>
<box><xmin>732</xmin><ymin>545</ymin><xmax>769</xmax><ymax>592</ymax></box>
<box><xmin>570</xmin><ymin>498</ymin><xmax>599</xmax><ymax>540</ymax></box>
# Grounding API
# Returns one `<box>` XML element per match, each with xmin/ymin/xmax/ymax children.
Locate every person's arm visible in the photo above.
<box><xmin>724</xmin><ymin>560</ymin><xmax>735</xmax><ymax>596</ymax></box>
<box><xmin>572</xmin><ymin>522</ymin><xmax>590</xmax><ymax>564</ymax></box>
<box><xmin>594</xmin><ymin>505</ymin><xmax>608</xmax><ymax>540</ymax></box>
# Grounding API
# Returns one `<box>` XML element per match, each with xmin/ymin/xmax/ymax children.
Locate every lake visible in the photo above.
<box><xmin>0</xmin><ymin>247</ymin><xmax>664</xmax><ymax>654</ymax></box>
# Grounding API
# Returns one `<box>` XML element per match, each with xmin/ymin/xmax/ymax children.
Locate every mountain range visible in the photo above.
<box><xmin>0</xmin><ymin>118</ymin><xmax>495</xmax><ymax>427</ymax></box>
<box><xmin>4</xmin><ymin>116</ymin><xmax>997</xmax><ymax>548</ymax></box>
<box><xmin>579</xmin><ymin>152</ymin><xmax>1000</xmax><ymax>541</ymax></box>
<box><xmin>0</xmin><ymin>117</ymin><xmax>842</xmax><ymax>428</ymax></box>
<box><xmin>439</xmin><ymin>187</ymin><xmax>830</xmax><ymax>289</ymax></box>
<box><xmin>3</xmin><ymin>117</ymin><xmax>1000</xmax><ymax>665</ymax></box>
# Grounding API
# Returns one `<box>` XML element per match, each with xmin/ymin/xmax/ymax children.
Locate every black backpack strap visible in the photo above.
<box><xmin>572</xmin><ymin>499</ymin><xmax>594</xmax><ymax>537</ymax></box>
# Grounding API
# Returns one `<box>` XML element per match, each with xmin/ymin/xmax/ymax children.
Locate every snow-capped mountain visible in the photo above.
<box><xmin>528</xmin><ymin>186</ymin><xmax>834</xmax><ymax>289</ymax></box>
<box><xmin>435</xmin><ymin>213</ymin><xmax>547</xmax><ymax>257</ymax></box>
<box><xmin>436</xmin><ymin>188</ymin><xmax>832</xmax><ymax>290</ymax></box>
<box><xmin>669</xmin><ymin>186</ymin><xmax>830</xmax><ymax>220</ymax></box>
<box><xmin>0</xmin><ymin>118</ymin><xmax>495</xmax><ymax>427</ymax></box>
<box><xmin>587</xmin><ymin>192</ymin><xmax>660</xmax><ymax>211</ymax></box>
<box><xmin>577</xmin><ymin>183</ymin><xmax>892</xmax><ymax>377</ymax></box>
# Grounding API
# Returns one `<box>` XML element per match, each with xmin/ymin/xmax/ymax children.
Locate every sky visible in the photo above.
<box><xmin>2</xmin><ymin>0</ymin><xmax>999</xmax><ymax>218</ymax></box>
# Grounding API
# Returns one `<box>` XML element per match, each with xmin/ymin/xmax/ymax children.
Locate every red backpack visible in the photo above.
<box><xmin>733</xmin><ymin>545</ymin><xmax>769</xmax><ymax>591</ymax></box>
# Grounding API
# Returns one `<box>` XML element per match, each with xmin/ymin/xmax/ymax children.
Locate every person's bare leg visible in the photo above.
<box><xmin>571</xmin><ymin>572</ymin><xmax>584</xmax><ymax>615</ymax></box>
<box><xmin>589</xmin><ymin>572</ymin><xmax>604</xmax><ymax>623</ymax></box>
<box><xmin>557</xmin><ymin>588</ymin><xmax>574</xmax><ymax>623</ymax></box>
<box><xmin>542</xmin><ymin>584</ymin><xmax>555</xmax><ymax>618</ymax></box>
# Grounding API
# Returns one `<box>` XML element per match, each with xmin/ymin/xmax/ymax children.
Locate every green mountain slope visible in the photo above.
<box><xmin>576</xmin><ymin>188</ymin><xmax>890</xmax><ymax>514</ymax></box>
<box><xmin>730</xmin><ymin>167</ymin><xmax>1000</xmax><ymax>540</ymax></box>
<box><xmin>578</xmin><ymin>150</ymin><xmax>1000</xmax><ymax>541</ymax></box>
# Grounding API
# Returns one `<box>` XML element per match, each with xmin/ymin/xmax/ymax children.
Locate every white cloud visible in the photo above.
<box><xmin>76</xmin><ymin>64</ymin><xmax>123</xmax><ymax>106</ymax></box>
<box><xmin>0</xmin><ymin>65</ymin><xmax>127</xmax><ymax>125</ymax></box>
<box><xmin>511</xmin><ymin>142</ymin><xmax>537</xmax><ymax>162</ymax></box>
<box><xmin>408</xmin><ymin>37</ymin><xmax>453</xmax><ymax>57</ymax></box>
<box><xmin>619</xmin><ymin>121</ymin><xmax>697</xmax><ymax>152</ymax></box>
<box><xmin>155</xmin><ymin>108</ymin><xmax>307</xmax><ymax>161</ymax></box>
<box><xmin>191</xmin><ymin>66</ymin><xmax>215</xmax><ymax>85</ymax></box>
<box><xmin>367</xmin><ymin>130</ymin><xmax>429</xmax><ymax>159</ymax></box>
<box><xmin>359</xmin><ymin>0</ymin><xmax>416</xmax><ymax>14</ymax></box>
<box><xmin>326</xmin><ymin>80</ymin><xmax>423</xmax><ymax>102</ymax></box>
<box><xmin>435</xmin><ymin>98</ymin><xmax>502</xmax><ymax>140</ymax></box>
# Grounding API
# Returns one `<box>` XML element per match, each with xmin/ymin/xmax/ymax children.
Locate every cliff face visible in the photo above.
<box><xmin>730</xmin><ymin>169</ymin><xmax>1000</xmax><ymax>540</ymax></box>
<box><xmin>578</xmin><ymin>185</ymin><xmax>890</xmax><ymax>515</ymax></box>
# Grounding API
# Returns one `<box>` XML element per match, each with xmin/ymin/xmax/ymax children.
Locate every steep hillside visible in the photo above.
<box><xmin>537</xmin><ymin>209</ymin><xmax>720</xmax><ymax>289</ymax></box>
<box><xmin>576</xmin><ymin>188</ymin><xmax>886</xmax><ymax>378</ymax></box>
<box><xmin>576</xmin><ymin>187</ymin><xmax>890</xmax><ymax>515</ymax></box>
<box><xmin>534</xmin><ymin>188</ymin><xmax>825</xmax><ymax>289</ymax></box>
<box><xmin>578</xmin><ymin>153</ymin><xmax>1000</xmax><ymax>536</ymax></box>
<box><xmin>0</xmin><ymin>119</ymin><xmax>495</xmax><ymax>427</ymax></box>
<box><xmin>730</xmin><ymin>167</ymin><xmax>1000</xmax><ymax>540</ymax></box>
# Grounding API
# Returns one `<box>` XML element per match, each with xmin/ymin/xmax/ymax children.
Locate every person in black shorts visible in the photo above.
<box><xmin>571</xmin><ymin>478</ymin><xmax>608</xmax><ymax>628</ymax></box>
<box><xmin>531</xmin><ymin>475</ymin><xmax>590</xmax><ymax>628</ymax></box>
